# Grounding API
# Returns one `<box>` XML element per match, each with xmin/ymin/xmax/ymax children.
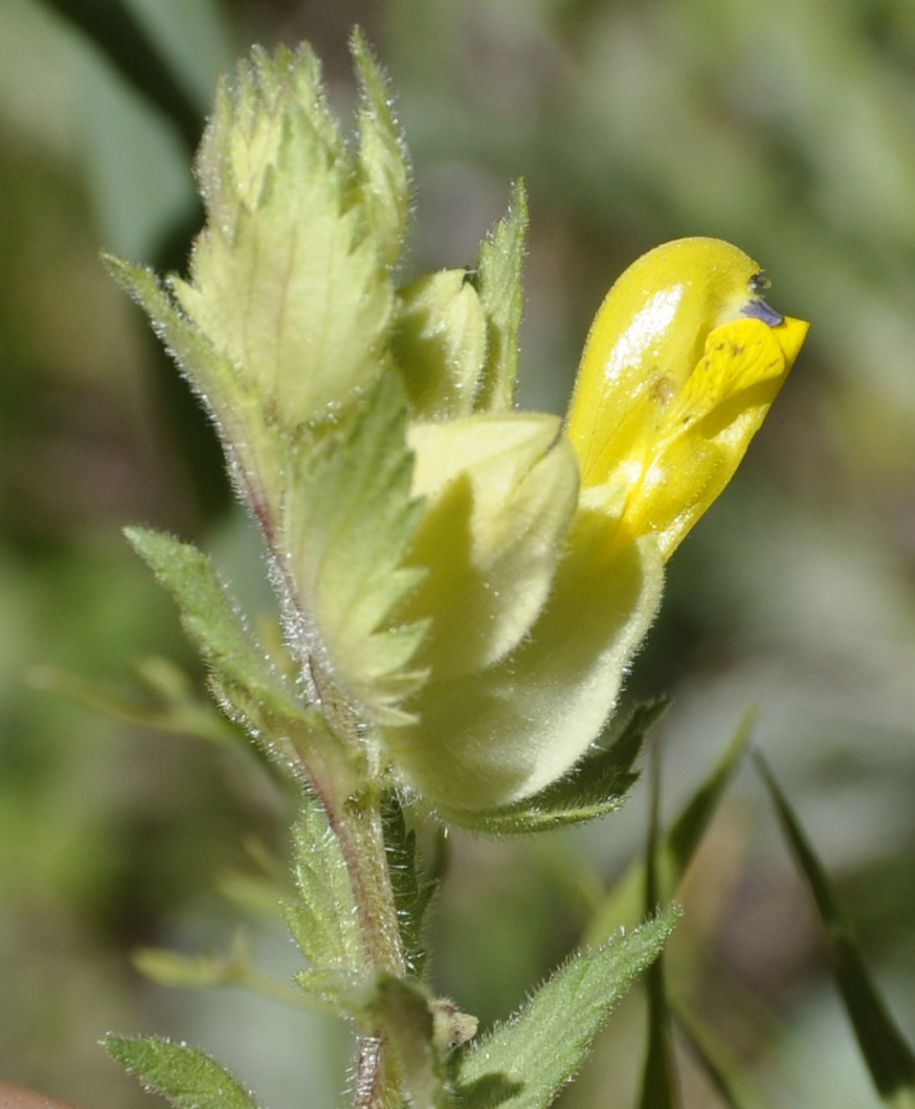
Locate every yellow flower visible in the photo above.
<box><xmin>566</xmin><ymin>237</ymin><xmax>809</xmax><ymax>559</ymax></box>
<box><xmin>386</xmin><ymin>238</ymin><xmax>809</xmax><ymax>815</ymax></box>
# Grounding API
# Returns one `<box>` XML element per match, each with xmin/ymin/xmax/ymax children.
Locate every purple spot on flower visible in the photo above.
<box><xmin>742</xmin><ymin>298</ymin><xmax>784</xmax><ymax>328</ymax></box>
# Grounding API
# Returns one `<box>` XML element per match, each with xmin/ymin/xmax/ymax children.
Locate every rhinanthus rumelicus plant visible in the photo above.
<box><xmin>100</xmin><ymin>32</ymin><xmax>815</xmax><ymax>1109</ymax></box>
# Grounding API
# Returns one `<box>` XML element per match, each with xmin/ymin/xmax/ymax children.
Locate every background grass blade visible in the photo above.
<box><xmin>672</xmin><ymin>1001</ymin><xmax>761</xmax><ymax>1109</ymax></box>
<box><xmin>637</xmin><ymin>743</ymin><xmax>680</xmax><ymax>1108</ymax></box>
<box><xmin>586</xmin><ymin>708</ymin><xmax>756</xmax><ymax>944</ymax></box>
<box><xmin>755</xmin><ymin>752</ymin><xmax>915</xmax><ymax>1108</ymax></box>
<box><xmin>40</xmin><ymin>0</ymin><xmax>203</xmax><ymax>153</ymax></box>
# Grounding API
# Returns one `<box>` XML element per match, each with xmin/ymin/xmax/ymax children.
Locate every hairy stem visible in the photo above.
<box><xmin>327</xmin><ymin>786</ymin><xmax>407</xmax><ymax>1109</ymax></box>
<box><xmin>259</xmin><ymin>498</ymin><xmax>408</xmax><ymax>1104</ymax></box>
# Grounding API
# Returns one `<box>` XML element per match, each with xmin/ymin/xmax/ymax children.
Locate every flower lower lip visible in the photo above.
<box><xmin>742</xmin><ymin>298</ymin><xmax>784</xmax><ymax>327</ymax></box>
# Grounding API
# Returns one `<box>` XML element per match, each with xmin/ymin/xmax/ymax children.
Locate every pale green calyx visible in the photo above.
<box><xmin>404</xmin><ymin>413</ymin><xmax>579</xmax><ymax>680</ymax></box>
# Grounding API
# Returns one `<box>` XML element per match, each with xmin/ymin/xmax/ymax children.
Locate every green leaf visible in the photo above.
<box><xmin>134</xmin><ymin>938</ymin><xmax>244</xmax><ymax>992</ymax></box>
<box><xmin>455</xmin><ymin>907</ymin><xmax>680</xmax><ymax>1109</ymax></box>
<box><xmin>393</xmin><ymin>270</ymin><xmax>487</xmax><ymax>420</ymax></box>
<box><xmin>382</xmin><ymin>793</ymin><xmax>438</xmax><ymax>975</ymax></box>
<box><xmin>131</xmin><ymin>930</ymin><xmax>309</xmax><ymax>1011</ymax></box>
<box><xmin>217</xmin><ymin>872</ymin><xmax>286</xmax><ymax>921</ymax></box>
<box><xmin>755</xmin><ymin>753</ymin><xmax>915</xmax><ymax>1108</ymax></box>
<box><xmin>42</xmin><ymin>0</ymin><xmax>204</xmax><ymax>155</ymax></box>
<box><xmin>471</xmin><ymin>180</ymin><xmax>528</xmax><ymax>412</ymax></box>
<box><xmin>124</xmin><ymin>528</ymin><xmax>287</xmax><ymax>710</ymax></box>
<box><xmin>585</xmin><ymin>708</ymin><xmax>755</xmax><ymax>945</ymax></box>
<box><xmin>281</xmin><ymin>374</ymin><xmax>429</xmax><ymax>725</ymax></box>
<box><xmin>104</xmin><ymin>1035</ymin><xmax>260</xmax><ymax>1108</ymax></box>
<box><xmin>284</xmin><ymin>794</ymin><xmax>365</xmax><ymax>979</ymax></box>
<box><xmin>124</xmin><ymin>527</ymin><xmax>337</xmax><ymax>780</ymax></box>
<box><xmin>351</xmin><ymin>27</ymin><xmax>411</xmax><ymax>270</ymax></box>
<box><xmin>438</xmin><ymin>699</ymin><xmax>668</xmax><ymax>834</ymax></box>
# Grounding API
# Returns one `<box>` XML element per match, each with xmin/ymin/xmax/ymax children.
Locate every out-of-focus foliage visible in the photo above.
<box><xmin>0</xmin><ymin>1</ymin><xmax>912</xmax><ymax>1106</ymax></box>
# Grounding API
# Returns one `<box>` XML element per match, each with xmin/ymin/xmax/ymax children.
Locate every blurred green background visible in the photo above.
<box><xmin>1</xmin><ymin>1</ymin><xmax>913</xmax><ymax>1105</ymax></box>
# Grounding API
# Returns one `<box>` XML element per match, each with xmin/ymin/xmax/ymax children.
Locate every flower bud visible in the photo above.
<box><xmin>393</xmin><ymin>271</ymin><xmax>488</xmax><ymax>420</ymax></box>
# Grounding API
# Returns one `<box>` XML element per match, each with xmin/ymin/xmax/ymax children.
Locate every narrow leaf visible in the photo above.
<box><xmin>42</xmin><ymin>0</ymin><xmax>203</xmax><ymax>154</ymax></box>
<box><xmin>455</xmin><ymin>907</ymin><xmax>680</xmax><ymax>1109</ymax></box>
<box><xmin>124</xmin><ymin>527</ymin><xmax>336</xmax><ymax>779</ymax></box>
<box><xmin>104</xmin><ymin>1035</ymin><xmax>259</xmax><ymax>1109</ymax></box>
<box><xmin>439</xmin><ymin>699</ymin><xmax>668</xmax><ymax>834</ymax></box>
<box><xmin>285</xmin><ymin>794</ymin><xmax>365</xmax><ymax>976</ymax></box>
<box><xmin>667</xmin><ymin>708</ymin><xmax>757</xmax><ymax>880</ymax></box>
<box><xmin>472</xmin><ymin>181</ymin><xmax>528</xmax><ymax>411</ymax></box>
<box><xmin>638</xmin><ymin>746</ymin><xmax>680</xmax><ymax>1108</ymax></box>
<box><xmin>216</xmin><ymin>837</ymin><xmax>294</xmax><ymax>921</ymax></box>
<box><xmin>132</xmin><ymin>930</ymin><xmax>309</xmax><ymax>1013</ymax></box>
<box><xmin>755</xmin><ymin>753</ymin><xmax>915</xmax><ymax>1107</ymax></box>
<box><xmin>30</xmin><ymin>663</ymin><xmax>238</xmax><ymax>746</ymax></box>
<box><xmin>585</xmin><ymin>708</ymin><xmax>755</xmax><ymax>944</ymax></box>
<box><xmin>382</xmin><ymin>793</ymin><xmax>437</xmax><ymax>975</ymax></box>
<box><xmin>672</xmin><ymin>1002</ymin><xmax>757</xmax><ymax>1109</ymax></box>
<box><xmin>133</xmin><ymin>945</ymin><xmax>241</xmax><ymax>991</ymax></box>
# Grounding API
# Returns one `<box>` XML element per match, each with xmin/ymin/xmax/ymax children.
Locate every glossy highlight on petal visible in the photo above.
<box><xmin>566</xmin><ymin>238</ymin><xmax>764</xmax><ymax>488</ymax></box>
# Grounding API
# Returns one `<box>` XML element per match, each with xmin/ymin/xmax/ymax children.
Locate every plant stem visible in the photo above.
<box><xmin>326</xmin><ymin>785</ymin><xmax>407</xmax><ymax>1108</ymax></box>
<box><xmin>261</xmin><ymin>495</ymin><xmax>408</xmax><ymax>1104</ymax></box>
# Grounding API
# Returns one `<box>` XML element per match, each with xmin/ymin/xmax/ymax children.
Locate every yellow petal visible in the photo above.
<box><xmin>566</xmin><ymin>238</ymin><xmax>765</xmax><ymax>488</ymax></box>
